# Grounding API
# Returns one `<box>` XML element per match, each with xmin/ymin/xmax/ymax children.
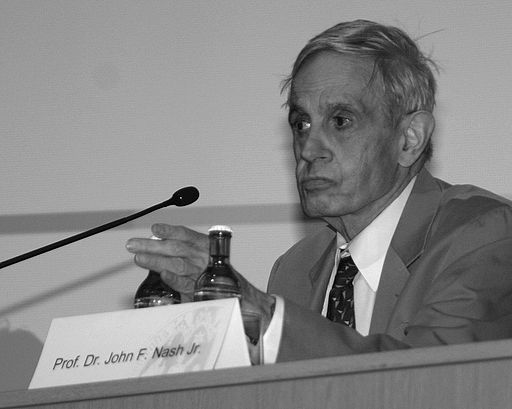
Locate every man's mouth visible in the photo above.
<box><xmin>300</xmin><ymin>177</ymin><xmax>334</xmax><ymax>191</ymax></box>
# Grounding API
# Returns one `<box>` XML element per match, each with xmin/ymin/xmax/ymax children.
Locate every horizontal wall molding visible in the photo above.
<box><xmin>0</xmin><ymin>204</ymin><xmax>321</xmax><ymax>235</ymax></box>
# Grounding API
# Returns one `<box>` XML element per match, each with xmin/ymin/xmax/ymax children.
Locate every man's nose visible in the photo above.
<box><xmin>299</xmin><ymin>128</ymin><xmax>332</xmax><ymax>163</ymax></box>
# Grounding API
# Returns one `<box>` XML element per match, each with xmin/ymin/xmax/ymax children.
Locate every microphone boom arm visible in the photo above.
<box><xmin>0</xmin><ymin>186</ymin><xmax>199</xmax><ymax>270</ymax></box>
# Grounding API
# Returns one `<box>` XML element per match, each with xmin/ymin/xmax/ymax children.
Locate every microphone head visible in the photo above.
<box><xmin>170</xmin><ymin>186</ymin><xmax>200</xmax><ymax>207</ymax></box>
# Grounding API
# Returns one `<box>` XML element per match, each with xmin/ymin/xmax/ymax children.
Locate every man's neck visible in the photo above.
<box><xmin>325</xmin><ymin>167</ymin><xmax>420</xmax><ymax>240</ymax></box>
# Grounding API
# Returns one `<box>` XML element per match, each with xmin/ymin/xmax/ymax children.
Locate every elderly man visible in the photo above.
<box><xmin>126</xmin><ymin>20</ymin><xmax>512</xmax><ymax>362</ymax></box>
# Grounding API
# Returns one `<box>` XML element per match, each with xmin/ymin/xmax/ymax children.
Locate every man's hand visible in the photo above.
<box><xmin>126</xmin><ymin>224</ymin><xmax>209</xmax><ymax>302</ymax></box>
<box><xmin>126</xmin><ymin>224</ymin><xmax>276</xmax><ymax>334</ymax></box>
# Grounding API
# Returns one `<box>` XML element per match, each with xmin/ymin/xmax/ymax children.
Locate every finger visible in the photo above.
<box><xmin>160</xmin><ymin>271</ymin><xmax>196</xmax><ymax>297</ymax></box>
<box><xmin>126</xmin><ymin>238</ymin><xmax>208</xmax><ymax>267</ymax></box>
<box><xmin>151</xmin><ymin>224</ymin><xmax>208</xmax><ymax>247</ymax></box>
<box><xmin>133</xmin><ymin>253</ymin><xmax>203</xmax><ymax>279</ymax></box>
<box><xmin>126</xmin><ymin>237</ymin><xmax>194</xmax><ymax>257</ymax></box>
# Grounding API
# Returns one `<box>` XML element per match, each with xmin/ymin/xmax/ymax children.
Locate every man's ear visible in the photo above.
<box><xmin>397</xmin><ymin>111</ymin><xmax>435</xmax><ymax>167</ymax></box>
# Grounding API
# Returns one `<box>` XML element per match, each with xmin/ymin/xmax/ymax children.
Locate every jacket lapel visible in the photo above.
<box><xmin>369</xmin><ymin>247</ymin><xmax>409</xmax><ymax>333</ymax></box>
<box><xmin>308</xmin><ymin>234</ymin><xmax>338</xmax><ymax>313</ymax></box>
<box><xmin>369</xmin><ymin>169</ymin><xmax>445</xmax><ymax>334</ymax></box>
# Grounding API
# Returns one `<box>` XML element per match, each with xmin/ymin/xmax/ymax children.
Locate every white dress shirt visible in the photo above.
<box><xmin>321</xmin><ymin>177</ymin><xmax>416</xmax><ymax>335</ymax></box>
<box><xmin>262</xmin><ymin>177</ymin><xmax>416</xmax><ymax>363</ymax></box>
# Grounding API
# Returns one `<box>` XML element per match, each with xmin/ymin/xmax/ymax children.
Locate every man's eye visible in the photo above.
<box><xmin>294</xmin><ymin>119</ymin><xmax>311</xmax><ymax>132</ymax></box>
<box><xmin>333</xmin><ymin>116</ymin><xmax>351</xmax><ymax>129</ymax></box>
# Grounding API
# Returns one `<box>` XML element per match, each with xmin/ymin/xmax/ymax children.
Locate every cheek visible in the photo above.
<box><xmin>293</xmin><ymin>139</ymin><xmax>303</xmax><ymax>163</ymax></box>
<box><xmin>331</xmin><ymin>143</ymin><xmax>367</xmax><ymax>183</ymax></box>
<box><xmin>344</xmin><ymin>138</ymin><xmax>396</xmax><ymax>187</ymax></box>
<box><xmin>362</xmin><ymin>146</ymin><xmax>399</xmax><ymax>189</ymax></box>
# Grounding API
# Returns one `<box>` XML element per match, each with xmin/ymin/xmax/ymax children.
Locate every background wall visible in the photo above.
<box><xmin>1</xmin><ymin>0</ymin><xmax>511</xmax><ymax>391</ymax></box>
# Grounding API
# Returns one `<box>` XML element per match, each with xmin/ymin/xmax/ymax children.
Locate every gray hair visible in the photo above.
<box><xmin>282</xmin><ymin>20</ymin><xmax>438</xmax><ymax>160</ymax></box>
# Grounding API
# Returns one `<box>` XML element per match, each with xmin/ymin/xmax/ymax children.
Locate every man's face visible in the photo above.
<box><xmin>289</xmin><ymin>51</ymin><xmax>403</xmax><ymax>220</ymax></box>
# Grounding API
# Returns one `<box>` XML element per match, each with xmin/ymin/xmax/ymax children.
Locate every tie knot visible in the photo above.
<box><xmin>336</xmin><ymin>252</ymin><xmax>358</xmax><ymax>279</ymax></box>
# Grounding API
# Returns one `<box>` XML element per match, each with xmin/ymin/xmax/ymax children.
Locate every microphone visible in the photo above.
<box><xmin>0</xmin><ymin>186</ymin><xmax>200</xmax><ymax>270</ymax></box>
<box><xmin>168</xmin><ymin>185</ymin><xmax>200</xmax><ymax>207</ymax></box>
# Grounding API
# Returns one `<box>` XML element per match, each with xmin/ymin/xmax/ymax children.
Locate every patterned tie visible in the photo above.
<box><xmin>326</xmin><ymin>250</ymin><xmax>358</xmax><ymax>328</ymax></box>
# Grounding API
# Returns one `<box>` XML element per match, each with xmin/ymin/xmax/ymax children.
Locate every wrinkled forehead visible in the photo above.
<box><xmin>289</xmin><ymin>52</ymin><xmax>384</xmax><ymax>112</ymax></box>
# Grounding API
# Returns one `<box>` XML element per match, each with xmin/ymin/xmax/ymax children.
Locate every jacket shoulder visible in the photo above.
<box><xmin>267</xmin><ymin>225</ymin><xmax>335</xmax><ymax>291</ymax></box>
<box><xmin>434</xmin><ymin>182</ymin><xmax>512</xmax><ymax>233</ymax></box>
<box><xmin>278</xmin><ymin>225</ymin><xmax>335</xmax><ymax>261</ymax></box>
<box><xmin>424</xmin><ymin>181</ymin><xmax>512</xmax><ymax>267</ymax></box>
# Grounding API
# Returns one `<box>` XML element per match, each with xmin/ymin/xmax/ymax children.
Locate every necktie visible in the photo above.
<box><xmin>326</xmin><ymin>250</ymin><xmax>358</xmax><ymax>328</ymax></box>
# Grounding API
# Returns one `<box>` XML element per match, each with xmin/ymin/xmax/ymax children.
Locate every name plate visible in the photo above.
<box><xmin>29</xmin><ymin>298</ymin><xmax>250</xmax><ymax>389</ymax></box>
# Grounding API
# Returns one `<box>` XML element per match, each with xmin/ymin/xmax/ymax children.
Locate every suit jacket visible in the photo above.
<box><xmin>268</xmin><ymin>169</ymin><xmax>512</xmax><ymax>362</ymax></box>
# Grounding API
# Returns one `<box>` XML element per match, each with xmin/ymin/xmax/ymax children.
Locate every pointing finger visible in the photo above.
<box><xmin>151</xmin><ymin>224</ymin><xmax>208</xmax><ymax>247</ymax></box>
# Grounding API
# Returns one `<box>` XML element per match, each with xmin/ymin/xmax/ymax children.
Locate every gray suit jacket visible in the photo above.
<box><xmin>268</xmin><ymin>169</ymin><xmax>512</xmax><ymax>362</ymax></box>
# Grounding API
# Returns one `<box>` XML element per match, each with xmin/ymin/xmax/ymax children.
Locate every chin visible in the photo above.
<box><xmin>300</xmin><ymin>190</ymin><xmax>354</xmax><ymax>218</ymax></box>
<box><xmin>301</xmin><ymin>201</ymin><xmax>343</xmax><ymax>218</ymax></box>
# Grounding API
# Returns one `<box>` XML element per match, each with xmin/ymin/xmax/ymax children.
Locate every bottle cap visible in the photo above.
<box><xmin>208</xmin><ymin>225</ymin><xmax>233</xmax><ymax>234</ymax></box>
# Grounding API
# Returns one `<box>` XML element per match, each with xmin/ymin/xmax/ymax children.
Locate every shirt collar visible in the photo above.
<box><xmin>336</xmin><ymin>176</ymin><xmax>417</xmax><ymax>292</ymax></box>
